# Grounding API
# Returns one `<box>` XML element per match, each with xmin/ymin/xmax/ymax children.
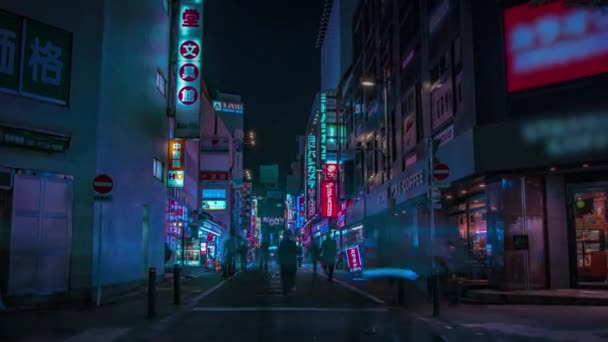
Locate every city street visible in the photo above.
<box><xmin>119</xmin><ymin>265</ymin><xmax>554</xmax><ymax>342</ymax></box>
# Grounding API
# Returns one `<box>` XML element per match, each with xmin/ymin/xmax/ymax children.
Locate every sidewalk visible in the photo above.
<box><xmin>0</xmin><ymin>270</ymin><xmax>225</xmax><ymax>342</ymax></box>
<box><xmin>331</xmin><ymin>269</ymin><xmax>608</xmax><ymax>341</ymax></box>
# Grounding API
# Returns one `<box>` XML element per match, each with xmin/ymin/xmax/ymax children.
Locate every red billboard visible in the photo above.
<box><xmin>321</xmin><ymin>180</ymin><xmax>338</xmax><ymax>218</ymax></box>
<box><xmin>503</xmin><ymin>1</ymin><xmax>608</xmax><ymax>92</ymax></box>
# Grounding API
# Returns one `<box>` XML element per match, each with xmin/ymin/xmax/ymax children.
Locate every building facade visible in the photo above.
<box><xmin>0</xmin><ymin>0</ymin><xmax>172</xmax><ymax>299</ymax></box>
<box><xmin>322</xmin><ymin>0</ymin><xmax>608</xmax><ymax>291</ymax></box>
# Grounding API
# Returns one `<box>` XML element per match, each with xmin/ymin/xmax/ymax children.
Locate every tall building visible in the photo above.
<box><xmin>331</xmin><ymin>0</ymin><xmax>608</xmax><ymax>291</ymax></box>
<box><xmin>212</xmin><ymin>91</ymin><xmax>245</xmax><ymax>235</ymax></box>
<box><xmin>0</xmin><ymin>0</ymin><xmax>173</xmax><ymax>299</ymax></box>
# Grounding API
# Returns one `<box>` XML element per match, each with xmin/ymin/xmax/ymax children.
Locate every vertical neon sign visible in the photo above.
<box><xmin>319</xmin><ymin>93</ymin><xmax>327</xmax><ymax>162</ymax></box>
<box><xmin>175</xmin><ymin>0</ymin><xmax>203</xmax><ymax>138</ymax></box>
<box><xmin>306</xmin><ymin>134</ymin><xmax>317</xmax><ymax>218</ymax></box>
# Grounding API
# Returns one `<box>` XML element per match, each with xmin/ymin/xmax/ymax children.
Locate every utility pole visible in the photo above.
<box><xmin>427</xmin><ymin>138</ymin><xmax>439</xmax><ymax>317</ymax></box>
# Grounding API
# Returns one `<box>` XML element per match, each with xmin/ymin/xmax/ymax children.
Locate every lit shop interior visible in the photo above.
<box><xmin>574</xmin><ymin>189</ymin><xmax>608</xmax><ymax>286</ymax></box>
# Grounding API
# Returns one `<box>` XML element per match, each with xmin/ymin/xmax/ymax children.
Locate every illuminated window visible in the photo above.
<box><xmin>162</xmin><ymin>0</ymin><xmax>170</xmax><ymax>15</ymax></box>
<box><xmin>156</xmin><ymin>70</ymin><xmax>166</xmax><ymax>97</ymax></box>
<box><xmin>153</xmin><ymin>158</ymin><xmax>164</xmax><ymax>181</ymax></box>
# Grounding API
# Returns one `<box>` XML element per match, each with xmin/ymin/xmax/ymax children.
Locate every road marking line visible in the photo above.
<box><xmin>314</xmin><ymin>272</ymin><xmax>385</xmax><ymax>305</ymax></box>
<box><xmin>187</xmin><ymin>272</ymin><xmax>237</xmax><ymax>306</ymax></box>
<box><xmin>63</xmin><ymin>328</ymin><xmax>130</xmax><ymax>342</ymax></box>
<box><xmin>192</xmin><ymin>306</ymin><xmax>389</xmax><ymax>312</ymax></box>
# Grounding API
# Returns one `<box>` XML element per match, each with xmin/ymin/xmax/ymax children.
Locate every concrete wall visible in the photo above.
<box><xmin>0</xmin><ymin>0</ymin><xmax>105</xmax><ymax>290</ymax></box>
<box><xmin>93</xmin><ymin>0</ymin><xmax>171</xmax><ymax>286</ymax></box>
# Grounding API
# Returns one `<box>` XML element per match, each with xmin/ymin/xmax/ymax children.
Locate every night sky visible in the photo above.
<box><xmin>204</xmin><ymin>0</ymin><xmax>322</xmax><ymax>182</ymax></box>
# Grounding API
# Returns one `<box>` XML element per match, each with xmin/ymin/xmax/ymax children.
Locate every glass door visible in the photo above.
<box><xmin>572</xmin><ymin>188</ymin><xmax>608</xmax><ymax>287</ymax></box>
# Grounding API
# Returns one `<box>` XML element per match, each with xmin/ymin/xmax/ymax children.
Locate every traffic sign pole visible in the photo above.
<box><xmin>93</xmin><ymin>174</ymin><xmax>113</xmax><ymax>306</ymax></box>
<box><xmin>427</xmin><ymin>138</ymin><xmax>439</xmax><ymax>317</ymax></box>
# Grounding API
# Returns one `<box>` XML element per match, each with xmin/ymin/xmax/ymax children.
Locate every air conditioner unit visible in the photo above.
<box><xmin>0</xmin><ymin>168</ymin><xmax>13</xmax><ymax>190</ymax></box>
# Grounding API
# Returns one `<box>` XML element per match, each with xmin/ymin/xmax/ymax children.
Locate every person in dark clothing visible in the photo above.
<box><xmin>259</xmin><ymin>239</ymin><xmax>269</xmax><ymax>271</ymax></box>
<box><xmin>296</xmin><ymin>242</ymin><xmax>303</xmax><ymax>268</ymax></box>
<box><xmin>309</xmin><ymin>239</ymin><xmax>321</xmax><ymax>274</ymax></box>
<box><xmin>321</xmin><ymin>234</ymin><xmax>337</xmax><ymax>281</ymax></box>
<box><xmin>240</xmin><ymin>238</ymin><xmax>248</xmax><ymax>271</ymax></box>
<box><xmin>278</xmin><ymin>230</ymin><xmax>298</xmax><ymax>294</ymax></box>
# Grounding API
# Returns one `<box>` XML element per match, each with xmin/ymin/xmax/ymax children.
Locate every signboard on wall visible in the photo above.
<box><xmin>201</xmin><ymin>200</ymin><xmax>226</xmax><ymax>210</ymax></box>
<box><xmin>431</xmin><ymin>80</ymin><xmax>453</xmax><ymax>131</ymax></box>
<box><xmin>0</xmin><ymin>12</ymin><xmax>73</xmax><ymax>106</ymax></box>
<box><xmin>199</xmin><ymin>171</ymin><xmax>229</xmax><ymax>181</ymax></box>
<box><xmin>319</xmin><ymin>92</ymin><xmax>327</xmax><ymax>162</ymax></box>
<box><xmin>324</xmin><ymin>163</ymin><xmax>338</xmax><ymax>180</ymax></box>
<box><xmin>321</xmin><ymin>180</ymin><xmax>338</xmax><ymax>218</ymax></box>
<box><xmin>403</xmin><ymin>113</ymin><xmax>417</xmax><ymax>152</ymax></box>
<box><xmin>504</xmin><ymin>1</ymin><xmax>608</xmax><ymax>92</ymax></box>
<box><xmin>200</xmin><ymin>138</ymin><xmax>229</xmax><ymax>153</ymax></box>
<box><xmin>168</xmin><ymin>139</ymin><xmax>185</xmax><ymax>188</ymax></box>
<box><xmin>306</xmin><ymin>134</ymin><xmax>317</xmax><ymax>218</ymax></box>
<box><xmin>174</xmin><ymin>0</ymin><xmax>203</xmax><ymax>138</ymax></box>
<box><xmin>213</xmin><ymin>100</ymin><xmax>244</xmax><ymax>114</ymax></box>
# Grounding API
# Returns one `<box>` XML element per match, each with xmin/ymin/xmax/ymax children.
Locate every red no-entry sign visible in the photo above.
<box><xmin>433</xmin><ymin>163</ymin><xmax>450</xmax><ymax>181</ymax></box>
<box><xmin>93</xmin><ymin>174</ymin><xmax>113</xmax><ymax>194</ymax></box>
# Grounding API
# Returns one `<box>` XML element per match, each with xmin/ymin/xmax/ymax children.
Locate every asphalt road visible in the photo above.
<box><xmin>138</xmin><ymin>264</ymin><xmax>538</xmax><ymax>342</ymax></box>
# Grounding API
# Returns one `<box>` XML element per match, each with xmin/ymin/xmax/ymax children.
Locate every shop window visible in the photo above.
<box><xmin>448</xmin><ymin>195</ymin><xmax>488</xmax><ymax>280</ymax></box>
<box><xmin>574</xmin><ymin>190</ymin><xmax>608</xmax><ymax>284</ymax></box>
<box><xmin>153</xmin><ymin>158</ymin><xmax>164</xmax><ymax>181</ymax></box>
<box><xmin>156</xmin><ymin>70</ymin><xmax>167</xmax><ymax>97</ymax></box>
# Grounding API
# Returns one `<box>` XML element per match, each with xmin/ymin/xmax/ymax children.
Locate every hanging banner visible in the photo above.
<box><xmin>319</xmin><ymin>92</ymin><xmax>327</xmax><ymax>162</ymax></box>
<box><xmin>174</xmin><ymin>0</ymin><xmax>203</xmax><ymax>138</ymax></box>
<box><xmin>321</xmin><ymin>180</ymin><xmax>338</xmax><ymax>218</ymax></box>
<box><xmin>168</xmin><ymin>139</ymin><xmax>185</xmax><ymax>188</ymax></box>
<box><xmin>325</xmin><ymin>163</ymin><xmax>338</xmax><ymax>180</ymax></box>
<box><xmin>306</xmin><ymin>134</ymin><xmax>317</xmax><ymax>218</ymax></box>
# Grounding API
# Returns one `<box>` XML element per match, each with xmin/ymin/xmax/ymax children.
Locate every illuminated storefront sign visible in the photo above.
<box><xmin>201</xmin><ymin>200</ymin><xmax>226</xmax><ymax>210</ymax></box>
<box><xmin>504</xmin><ymin>1</ymin><xmax>608</xmax><ymax>92</ymax></box>
<box><xmin>346</xmin><ymin>245</ymin><xmax>362</xmax><ymax>272</ymax></box>
<box><xmin>325</xmin><ymin>163</ymin><xmax>338</xmax><ymax>180</ymax></box>
<box><xmin>319</xmin><ymin>93</ymin><xmax>327</xmax><ymax>162</ymax></box>
<box><xmin>321</xmin><ymin>180</ymin><xmax>338</xmax><ymax>218</ymax></box>
<box><xmin>262</xmin><ymin>217</ymin><xmax>284</xmax><ymax>226</ymax></box>
<box><xmin>175</xmin><ymin>0</ymin><xmax>203</xmax><ymax>138</ymax></box>
<box><xmin>306</xmin><ymin>134</ymin><xmax>317</xmax><ymax>218</ymax></box>
<box><xmin>168</xmin><ymin>139</ymin><xmax>185</xmax><ymax>188</ymax></box>
<box><xmin>212</xmin><ymin>100</ymin><xmax>244</xmax><ymax>114</ymax></box>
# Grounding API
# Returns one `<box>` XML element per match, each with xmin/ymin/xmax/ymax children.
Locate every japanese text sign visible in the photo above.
<box><xmin>168</xmin><ymin>139</ymin><xmax>185</xmax><ymax>188</ymax></box>
<box><xmin>319</xmin><ymin>92</ymin><xmax>327</xmax><ymax>161</ymax></box>
<box><xmin>306</xmin><ymin>134</ymin><xmax>317</xmax><ymax>218</ymax></box>
<box><xmin>321</xmin><ymin>180</ymin><xmax>338</xmax><ymax>218</ymax></box>
<box><xmin>212</xmin><ymin>100</ymin><xmax>244</xmax><ymax>114</ymax></box>
<box><xmin>504</xmin><ymin>1</ymin><xmax>608</xmax><ymax>92</ymax></box>
<box><xmin>0</xmin><ymin>12</ymin><xmax>72</xmax><ymax>105</ymax></box>
<box><xmin>325</xmin><ymin>163</ymin><xmax>338</xmax><ymax>180</ymax></box>
<box><xmin>175</xmin><ymin>0</ymin><xmax>203</xmax><ymax>138</ymax></box>
<box><xmin>346</xmin><ymin>245</ymin><xmax>362</xmax><ymax>272</ymax></box>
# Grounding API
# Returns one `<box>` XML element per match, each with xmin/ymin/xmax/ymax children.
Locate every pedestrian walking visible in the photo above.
<box><xmin>278</xmin><ymin>230</ymin><xmax>298</xmax><ymax>294</ymax></box>
<box><xmin>321</xmin><ymin>234</ymin><xmax>337</xmax><ymax>281</ymax></box>
<box><xmin>259</xmin><ymin>238</ymin><xmax>269</xmax><ymax>271</ymax></box>
<box><xmin>309</xmin><ymin>239</ymin><xmax>321</xmax><ymax>274</ymax></box>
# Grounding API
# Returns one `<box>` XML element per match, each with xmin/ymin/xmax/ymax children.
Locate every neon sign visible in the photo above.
<box><xmin>175</xmin><ymin>0</ymin><xmax>203</xmax><ymax>138</ymax></box>
<box><xmin>306</xmin><ymin>134</ymin><xmax>317</xmax><ymax>218</ymax></box>
<box><xmin>319</xmin><ymin>93</ymin><xmax>327</xmax><ymax>162</ymax></box>
<box><xmin>168</xmin><ymin>139</ymin><xmax>185</xmax><ymax>188</ymax></box>
<box><xmin>504</xmin><ymin>1</ymin><xmax>608</xmax><ymax>92</ymax></box>
<box><xmin>321</xmin><ymin>180</ymin><xmax>337</xmax><ymax>218</ymax></box>
<box><xmin>212</xmin><ymin>100</ymin><xmax>244</xmax><ymax>114</ymax></box>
